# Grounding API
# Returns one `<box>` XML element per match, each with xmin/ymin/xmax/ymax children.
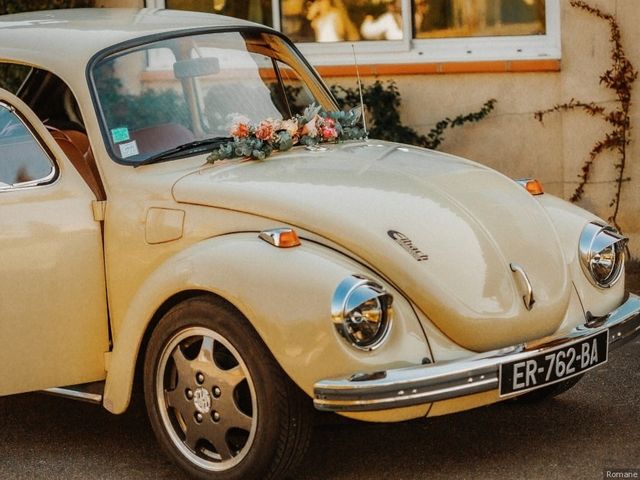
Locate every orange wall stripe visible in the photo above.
<box><xmin>316</xmin><ymin>59</ymin><xmax>560</xmax><ymax>77</ymax></box>
<box><xmin>139</xmin><ymin>59</ymin><xmax>561</xmax><ymax>82</ymax></box>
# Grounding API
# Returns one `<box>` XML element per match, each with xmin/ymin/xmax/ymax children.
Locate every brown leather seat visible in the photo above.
<box><xmin>49</xmin><ymin>129</ymin><xmax>105</xmax><ymax>200</ymax></box>
<box><xmin>61</xmin><ymin>129</ymin><xmax>90</xmax><ymax>154</ymax></box>
<box><xmin>129</xmin><ymin>123</ymin><xmax>195</xmax><ymax>156</ymax></box>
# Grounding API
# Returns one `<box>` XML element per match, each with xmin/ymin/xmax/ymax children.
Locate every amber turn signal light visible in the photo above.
<box><xmin>258</xmin><ymin>228</ymin><xmax>301</xmax><ymax>248</ymax></box>
<box><xmin>516</xmin><ymin>178</ymin><xmax>544</xmax><ymax>196</ymax></box>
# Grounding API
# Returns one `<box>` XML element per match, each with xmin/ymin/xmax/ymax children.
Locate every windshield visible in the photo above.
<box><xmin>91</xmin><ymin>29</ymin><xmax>336</xmax><ymax>164</ymax></box>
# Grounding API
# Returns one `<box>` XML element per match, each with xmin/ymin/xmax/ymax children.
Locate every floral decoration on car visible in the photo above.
<box><xmin>206</xmin><ymin>104</ymin><xmax>365</xmax><ymax>163</ymax></box>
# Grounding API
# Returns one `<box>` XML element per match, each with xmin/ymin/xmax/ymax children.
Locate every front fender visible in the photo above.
<box><xmin>103</xmin><ymin>233</ymin><xmax>431</xmax><ymax>414</ymax></box>
<box><xmin>537</xmin><ymin>194</ymin><xmax>625</xmax><ymax>317</ymax></box>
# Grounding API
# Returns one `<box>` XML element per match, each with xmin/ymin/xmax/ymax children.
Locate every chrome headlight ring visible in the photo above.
<box><xmin>579</xmin><ymin>222</ymin><xmax>627</xmax><ymax>289</ymax></box>
<box><xmin>331</xmin><ymin>275</ymin><xmax>393</xmax><ymax>351</ymax></box>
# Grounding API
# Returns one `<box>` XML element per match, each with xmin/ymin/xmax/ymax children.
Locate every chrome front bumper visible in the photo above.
<box><xmin>313</xmin><ymin>293</ymin><xmax>640</xmax><ymax>412</ymax></box>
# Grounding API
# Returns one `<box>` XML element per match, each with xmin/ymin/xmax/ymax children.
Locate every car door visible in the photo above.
<box><xmin>0</xmin><ymin>90</ymin><xmax>109</xmax><ymax>396</ymax></box>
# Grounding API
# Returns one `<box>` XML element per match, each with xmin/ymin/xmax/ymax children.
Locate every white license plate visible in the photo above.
<box><xmin>499</xmin><ymin>330</ymin><xmax>609</xmax><ymax>396</ymax></box>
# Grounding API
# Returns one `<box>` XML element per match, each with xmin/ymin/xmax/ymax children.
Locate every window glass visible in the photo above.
<box><xmin>94</xmin><ymin>47</ymin><xmax>191</xmax><ymax>133</ymax></box>
<box><xmin>0</xmin><ymin>64</ymin><xmax>32</xmax><ymax>95</ymax></box>
<box><xmin>281</xmin><ymin>0</ymin><xmax>544</xmax><ymax>42</ymax></box>
<box><xmin>275</xmin><ymin>60</ymin><xmax>315</xmax><ymax>116</ymax></box>
<box><xmin>92</xmin><ymin>30</ymin><xmax>335</xmax><ymax>163</ymax></box>
<box><xmin>0</xmin><ymin>104</ymin><xmax>54</xmax><ymax>188</ymax></box>
<box><xmin>414</xmin><ymin>0</ymin><xmax>545</xmax><ymax>39</ymax></box>
<box><xmin>166</xmin><ymin>0</ymin><xmax>274</xmax><ymax>27</ymax></box>
<box><xmin>151</xmin><ymin>0</ymin><xmax>558</xmax><ymax>63</ymax></box>
<box><xmin>283</xmin><ymin>0</ymin><xmax>404</xmax><ymax>42</ymax></box>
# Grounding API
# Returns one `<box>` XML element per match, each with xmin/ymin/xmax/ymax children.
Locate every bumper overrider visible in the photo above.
<box><xmin>313</xmin><ymin>293</ymin><xmax>640</xmax><ymax>412</ymax></box>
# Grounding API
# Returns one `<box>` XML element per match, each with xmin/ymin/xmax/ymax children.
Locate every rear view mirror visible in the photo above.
<box><xmin>173</xmin><ymin>57</ymin><xmax>220</xmax><ymax>79</ymax></box>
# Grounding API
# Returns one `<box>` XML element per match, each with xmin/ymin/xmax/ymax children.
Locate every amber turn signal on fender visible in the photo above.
<box><xmin>258</xmin><ymin>227</ymin><xmax>301</xmax><ymax>248</ymax></box>
<box><xmin>516</xmin><ymin>178</ymin><xmax>544</xmax><ymax>196</ymax></box>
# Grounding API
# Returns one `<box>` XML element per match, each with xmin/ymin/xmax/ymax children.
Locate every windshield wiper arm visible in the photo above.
<box><xmin>134</xmin><ymin>136</ymin><xmax>232</xmax><ymax>167</ymax></box>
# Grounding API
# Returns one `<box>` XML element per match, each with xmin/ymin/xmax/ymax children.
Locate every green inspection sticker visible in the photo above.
<box><xmin>111</xmin><ymin>127</ymin><xmax>130</xmax><ymax>143</ymax></box>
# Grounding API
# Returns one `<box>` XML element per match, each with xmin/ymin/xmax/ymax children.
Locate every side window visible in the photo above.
<box><xmin>0</xmin><ymin>102</ymin><xmax>55</xmax><ymax>189</ymax></box>
<box><xmin>0</xmin><ymin>63</ymin><xmax>32</xmax><ymax>94</ymax></box>
<box><xmin>275</xmin><ymin>60</ymin><xmax>315</xmax><ymax>116</ymax></box>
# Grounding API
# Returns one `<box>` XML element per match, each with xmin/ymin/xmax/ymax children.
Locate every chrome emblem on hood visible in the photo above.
<box><xmin>388</xmin><ymin>230</ymin><xmax>429</xmax><ymax>262</ymax></box>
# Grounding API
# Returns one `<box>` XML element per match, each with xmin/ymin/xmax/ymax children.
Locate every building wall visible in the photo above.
<box><xmin>326</xmin><ymin>0</ymin><xmax>640</xmax><ymax>253</ymax></box>
<box><xmin>98</xmin><ymin>0</ymin><xmax>640</xmax><ymax>254</ymax></box>
<box><xmin>96</xmin><ymin>0</ymin><xmax>143</xmax><ymax>7</ymax></box>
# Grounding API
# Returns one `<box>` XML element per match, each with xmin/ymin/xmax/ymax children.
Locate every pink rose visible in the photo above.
<box><xmin>323</xmin><ymin>117</ymin><xmax>336</xmax><ymax>129</ymax></box>
<box><xmin>321</xmin><ymin>126</ymin><xmax>338</xmax><ymax>140</ymax></box>
<box><xmin>255</xmin><ymin>121</ymin><xmax>274</xmax><ymax>141</ymax></box>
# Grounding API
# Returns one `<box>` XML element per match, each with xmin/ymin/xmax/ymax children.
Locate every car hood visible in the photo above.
<box><xmin>173</xmin><ymin>140</ymin><xmax>570</xmax><ymax>352</ymax></box>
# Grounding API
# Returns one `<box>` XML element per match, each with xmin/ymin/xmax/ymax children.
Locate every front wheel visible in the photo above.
<box><xmin>143</xmin><ymin>296</ymin><xmax>312</xmax><ymax>480</ymax></box>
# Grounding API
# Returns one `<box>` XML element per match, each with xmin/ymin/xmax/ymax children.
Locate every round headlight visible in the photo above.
<box><xmin>331</xmin><ymin>275</ymin><xmax>393</xmax><ymax>351</ymax></box>
<box><xmin>579</xmin><ymin>222</ymin><xmax>627</xmax><ymax>288</ymax></box>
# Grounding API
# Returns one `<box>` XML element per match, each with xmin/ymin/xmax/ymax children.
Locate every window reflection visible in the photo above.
<box><xmin>414</xmin><ymin>0</ymin><xmax>545</xmax><ymax>38</ymax></box>
<box><xmin>0</xmin><ymin>105</ymin><xmax>53</xmax><ymax>187</ymax></box>
<box><xmin>165</xmin><ymin>0</ymin><xmax>546</xmax><ymax>42</ymax></box>
<box><xmin>283</xmin><ymin>0</ymin><xmax>404</xmax><ymax>43</ymax></box>
<box><xmin>166</xmin><ymin>0</ymin><xmax>274</xmax><ymax>27</ymax></box>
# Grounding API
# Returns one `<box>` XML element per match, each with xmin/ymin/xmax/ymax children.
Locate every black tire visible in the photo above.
<box><xmin>513</xmin><ymin>375</ymin><xmax>583</xmax><ymax>403</ymax></box>
<box><xmin>143</xmin><ymin>295</ymin><xmax>312</xmax><ymax>480</ymax></box>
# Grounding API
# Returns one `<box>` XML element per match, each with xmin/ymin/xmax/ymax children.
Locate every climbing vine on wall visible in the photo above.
<box><xmin>535</xmin><ymin>1</ymin><xmax>637</xmax><ymax>232</ymax></box>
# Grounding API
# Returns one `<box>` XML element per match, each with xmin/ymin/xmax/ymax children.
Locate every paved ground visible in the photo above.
<box><xmin>0</xmin><ymin>337</ymin><xmax>638</xmax><ymax>479</ymax></box>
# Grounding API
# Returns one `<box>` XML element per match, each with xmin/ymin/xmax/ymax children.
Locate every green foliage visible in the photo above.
<box><xmin>94</xmin><ymin>75</ymin><xmax>191</xmax><ymax>132</ymax></box>
<box><xmin>330</xmin><ymin>80</ymin><xmax>496</xmax><ymax>150</ymax></box>
<box><xmin>122</xmin><ymin>89</ymin><xmax>191</xmax><ymax>131</ymax></box>
<box><xmin>0</xmin><ymin>0</ymin><xmax>93</xmax><ymax>14</ymax></box>
<box><xmin>207</xmin><ymin>104</ymin><xmax>365</xmax><ymax>163</ymax></box>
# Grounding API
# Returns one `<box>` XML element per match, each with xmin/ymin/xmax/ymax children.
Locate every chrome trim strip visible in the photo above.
<box><xmin>315</xmin><ymin>377</ymin><xmax>498</xmax><ymax>411</ymax></box>
<box><xmin>10</xmin><ymin>166</ymin><xmax>56</xmax><ymax>189</ymax></box>
<box><xmin>42</xmin><ymin>387</ymin><xmax>103</xmax><ymax>404</ymax></box>
<box><xmin>0</xmin><ymin>101</ymin><xmax>15</xmax><ymax>112</ymax></box>
<box><xmin>313</xmin><ymin>293</ymin><xmax>640</xmax><ymax>412</ymax></box>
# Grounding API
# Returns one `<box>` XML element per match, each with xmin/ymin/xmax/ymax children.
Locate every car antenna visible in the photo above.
<box><xmin>352</xmin><ymin>44</ymin><xmax>368</xmax><ymax>138</ymax></box>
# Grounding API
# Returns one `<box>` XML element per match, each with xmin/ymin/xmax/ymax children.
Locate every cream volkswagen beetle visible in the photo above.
<box><xmin>0</xmin><ymin>8</ymin><xmax>639</xmax><ymax>480</ymax></box>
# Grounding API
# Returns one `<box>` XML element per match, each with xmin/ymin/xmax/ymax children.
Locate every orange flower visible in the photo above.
<box><xmin>255</xmin><ymin>121</ymin><xmax>275</xmax><ymax>141</ymax></box>
<box><xmin>231</xmin><ymin>122</ymin><xmax>249</xmax><ymax>138</ymax></box>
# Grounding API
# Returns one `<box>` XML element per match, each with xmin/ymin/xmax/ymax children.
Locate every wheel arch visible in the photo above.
<box><xmin>102</xmin><ymin>233</ymin><xmax>430</xmax><ymax>415</ymax></box>
<box><xmin>107</xmin><ymin>285</ymin><xmax>254</xmax><ymax>415</ymax></box>
<box><xmin>129</xmin><ymin>289</ymin><xmax>227</xmax><ymax>410</ymax></box>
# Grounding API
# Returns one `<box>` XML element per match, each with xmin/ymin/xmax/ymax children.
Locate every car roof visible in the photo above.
<box><xmin>0</xmin><ymin>8</ymin><xmax>261</xmax><ymax>69</ymax></box>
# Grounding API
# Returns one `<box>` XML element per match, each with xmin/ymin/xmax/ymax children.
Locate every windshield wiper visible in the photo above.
<box><xmin>134</xmin><ymin>136</ymin><xmax>232</xmax><ymax>167</ymax></box>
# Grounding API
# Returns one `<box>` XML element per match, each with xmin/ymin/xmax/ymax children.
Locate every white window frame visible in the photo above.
<box><xmin>147</xmin><ymin>0</ymin><xmax>561</xmax><ymax>66</ymax></box>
